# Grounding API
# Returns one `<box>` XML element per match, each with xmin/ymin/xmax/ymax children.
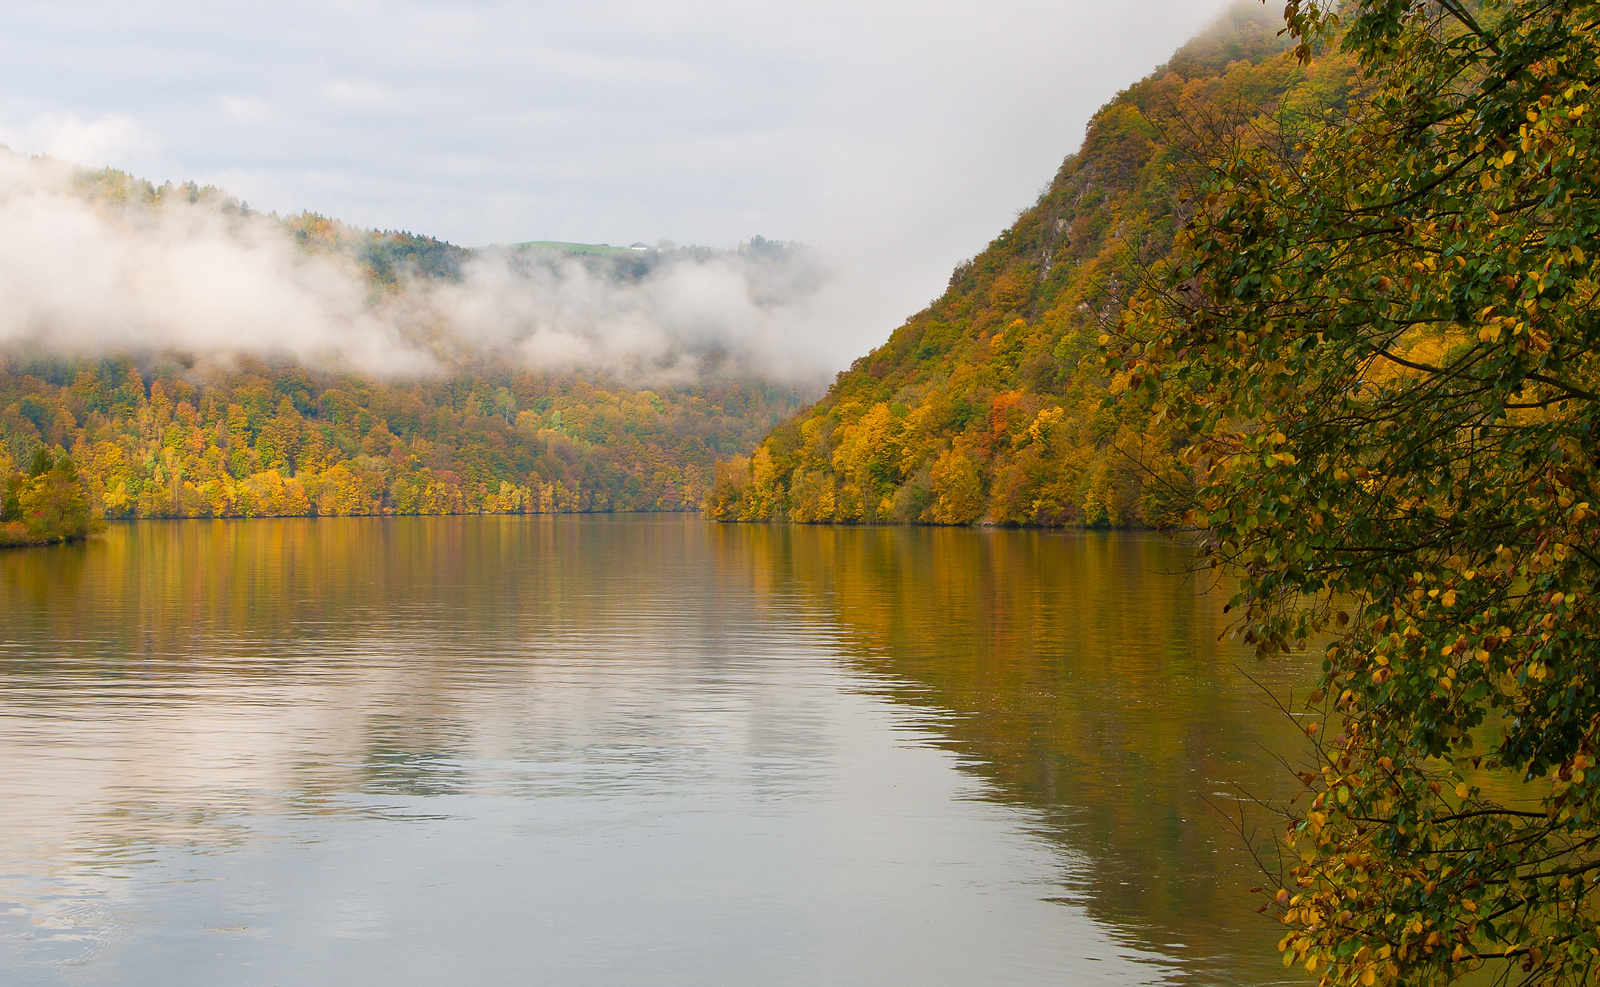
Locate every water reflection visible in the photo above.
<box><xmin>717</xmin><ymin>524</ymin><xmax>1317</xmax><ymax>983</ymax></box>
<box><xmin>0</xmin><ymin>516</ymin><xmax>1313</xmax><ymax>985</ymax></box>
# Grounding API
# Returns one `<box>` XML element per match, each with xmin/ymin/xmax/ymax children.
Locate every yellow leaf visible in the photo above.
<box><xmin>1456</xmin><ymin>783</ymin><xmax>1470</xmax><ymax>798</ymax></box>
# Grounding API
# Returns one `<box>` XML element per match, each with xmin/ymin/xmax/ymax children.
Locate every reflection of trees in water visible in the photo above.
<box><xmin>719</xmin><ymin>522</ymin><xmax>1318</xmax><ymax>985</ymax></box>
<box><xmin>0</xmin><ymin>515</ymin><xmax>832</xmax><ymax>844</ymax></box>
<box><xmin>0</xmin><ymin>516</ymin><xmax>636</xmax><ymax>852</ymax></box>
<box><xmin>1</xmin><ymin>515</ymin><xmax>616</xmax><ymax>676</ymax></box>
<box><xmin>1</xmin><ymin>515</ymin><xmax>1315</xmax><ymax>983</ymax></box>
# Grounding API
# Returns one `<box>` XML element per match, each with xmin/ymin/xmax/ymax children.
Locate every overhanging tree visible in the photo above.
<box><xmin>1112</xmin><ymin>0</ymin><xmax>1600</xmax><ymax>983</ymax></box>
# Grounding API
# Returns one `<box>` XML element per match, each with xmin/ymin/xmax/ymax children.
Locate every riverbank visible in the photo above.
<box><xmin>0</xmin><ymin>523</ymin><xmax>95</xmax><ymax>548</ymax></box>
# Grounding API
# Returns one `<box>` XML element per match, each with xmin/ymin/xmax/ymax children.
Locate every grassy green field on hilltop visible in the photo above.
<box><xmin>511</xmin><ymin>240</ymin><xmax>649</xmax><ymax>257</ymax></box>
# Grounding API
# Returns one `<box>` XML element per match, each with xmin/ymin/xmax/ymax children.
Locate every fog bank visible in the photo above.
<box><xmin>0</xmin><ymin>152</ymin><xmax>839</xmax><ymax>384</ymax></box>
<box><xmin>0</xmin><ymin>0</ymin><xmax>1239</xmax><ymax>371</ymax></box>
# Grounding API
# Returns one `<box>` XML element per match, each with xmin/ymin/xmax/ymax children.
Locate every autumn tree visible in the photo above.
<box><xmin>0</xmin><ymin>352</ymin><xmax>802</xmax><ymax>523</ymax></box>
<box><xmin>1113</xmin><ymin>1</ymin><xmax>1600</xmax><ymax>982</ymax></box>
<box><xmin>1</xmin><ymin>449</ymin><xmax>95</xmax><ymax>546</ymax></box>
<box><xmin>701</xmin><ymin>6</ymin><xmax>1324</xmax><ymax>527</ymax></box>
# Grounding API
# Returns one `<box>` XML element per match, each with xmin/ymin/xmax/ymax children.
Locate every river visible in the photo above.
<box><xmin>0</xmin><ymin>515</ymin><xmax>1315</xmax><ymax>985</ymax></box>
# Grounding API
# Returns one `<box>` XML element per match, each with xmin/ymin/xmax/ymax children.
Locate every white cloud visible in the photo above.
<box><xmin>0</xmin><ymin>150</ymin><xmax>840</xmax><ymax>382</ymax></box>
<box><xmin>0</xmin><ymin>0</ymin><xmax>1243</xmax><ymax>372</ymax></box>
<box><xmin>0</xmin><ymin>111</ymin><xmax>154</xmax><ymax>169</ymax></box>
<box><xmin>0</xmin><ymin>153</ymin><xmax>427</xmax><ymax>373</ymax></box>
<box><xmin>432</xmin><ymin>244</ymin><xmax>838</xmax><ymax>383</ymax></box>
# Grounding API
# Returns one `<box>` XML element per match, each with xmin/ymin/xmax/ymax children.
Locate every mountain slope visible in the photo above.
<box><xmin>0</xmin><ymin>351</ymin><xmax>808</xmax><ymax>520</ymax></box>
<box><xmin>0</xmin><ymin>166</ymin><xmax>818</xmax><ymax>520</ymax></box>
<box><xmin>706</xmin><ymin>5</ymin><xmax>1353</xmax><ymax>527</ymax></box>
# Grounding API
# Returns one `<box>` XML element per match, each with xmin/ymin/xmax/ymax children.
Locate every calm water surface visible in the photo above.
<box><xmin>0</xmin><ymin>516</ymin><xmax>1316</xmax><ymax>986</ymax></box>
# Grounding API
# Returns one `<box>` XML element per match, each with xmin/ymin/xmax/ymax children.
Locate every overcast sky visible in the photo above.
<box><xmin>0</xmin><ymin>0</ymin><xmax>1240</xmax><ymax>366</ymax></box>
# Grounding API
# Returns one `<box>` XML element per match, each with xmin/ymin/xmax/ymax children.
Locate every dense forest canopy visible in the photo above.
<box><xmin>704</xmin><ymin>3</ymin><xmax>1355</xmax><ymax>528</ymax></box>
<box><xmin>0</xmin><ymin>350</ymin><xmax>806</xmax><ymax>521</ymax></box>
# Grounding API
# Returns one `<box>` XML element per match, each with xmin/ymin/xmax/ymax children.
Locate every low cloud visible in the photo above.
<box><xmin>0</xmin><ymin>111</ymin><xmax>153</xmax><ymax>170</ymax></box>
<box><xmin>432</xmin><ymin>242</ymin><xmax>831</xmax><ymax>383</ymax></box>
<box><xmin>0</xmin><ymin>150</ymin><xmax>838</xmax><ymax>384</ymax></box>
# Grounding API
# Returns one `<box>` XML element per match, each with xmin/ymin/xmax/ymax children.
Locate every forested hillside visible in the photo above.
<box><xmin>0</xmin><ymin>167</ymin><xmax>816</xmax><ymax>521</ymax></box>
<box><xmin>0</xmin><ymin>352</ymin><xmax>802</xmax><ymax>519</ymax></box>
<box><xmin>705</xmin><ymin>5</ymin><xmax>1354</xmax><ymax>527</ymax></box>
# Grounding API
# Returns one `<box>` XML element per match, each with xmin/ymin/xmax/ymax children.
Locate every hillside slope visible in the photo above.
<box><xmin>706</xmin><ymin>5</ymin><xmax>1353</xmax><ymax>527</ymax></box>
<box><xmin>0</xmin><ymin>352</ymin><xmax>805</xmax><ymax>520</ymax></box>
<box><xmin>0</xmin><ymin>167</ymin><xmax>817</xmax><ymax>521</ymax></box>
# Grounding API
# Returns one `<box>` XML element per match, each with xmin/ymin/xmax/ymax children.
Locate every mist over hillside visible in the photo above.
<box><xmin>0</xmin><ymin>156</ymin><xmax>830</xmax><ymax>521</ymax></box>
<box><xmin>0</xmin><ymin>152</ymin><xmax>835</xmax><ymax>385</ymax></box>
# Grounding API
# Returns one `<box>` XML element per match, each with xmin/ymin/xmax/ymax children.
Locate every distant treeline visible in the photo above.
<box><xmin>0</xmin><ymin>352</ymin><xmax>810</xmax><ymax>521</ymax></box>
<box><xmin>85</xmin><ymin>168</ymin><xmax>815</xmax><ymax>295</ymax></box>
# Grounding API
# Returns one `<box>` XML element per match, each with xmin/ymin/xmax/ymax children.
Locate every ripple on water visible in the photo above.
<box><xmin>0</xmin><ymin>516</ymin><xmax>1315</xmax><ymax>986</ymax></box>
